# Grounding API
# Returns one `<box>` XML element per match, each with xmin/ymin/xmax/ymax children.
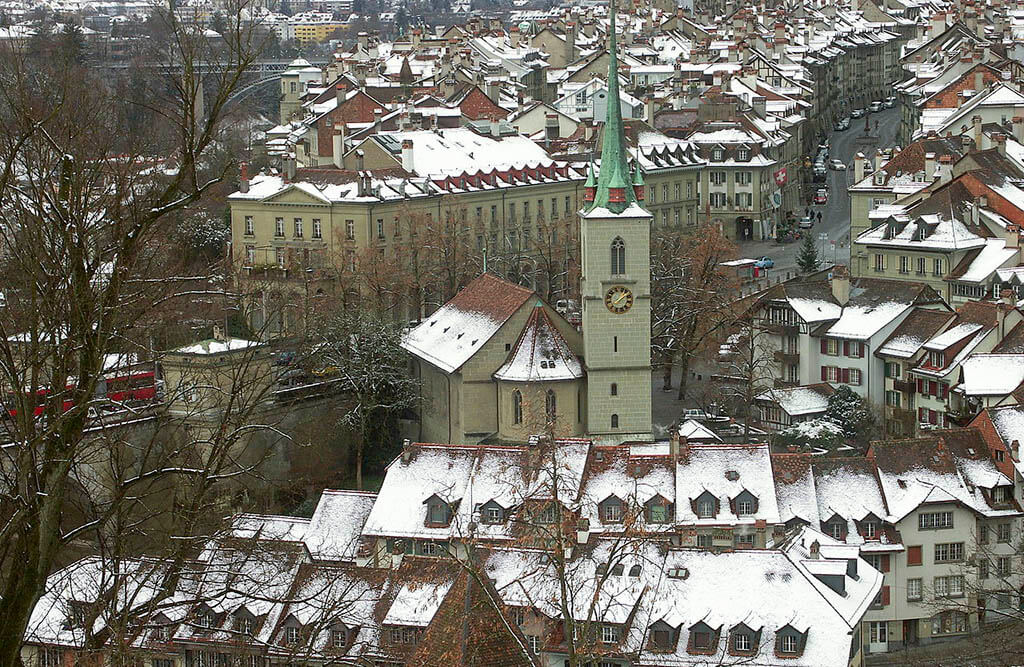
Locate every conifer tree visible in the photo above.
<box><xmin>797</xmin><ymin>232</ymin><xmax>820</xmax><ymax>273</ymax></box>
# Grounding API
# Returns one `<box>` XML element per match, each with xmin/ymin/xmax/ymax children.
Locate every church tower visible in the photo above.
<box><xmin>580</xmin><ymin>4</ymin><xmax>653</xmax><ymax>443</ymax></box>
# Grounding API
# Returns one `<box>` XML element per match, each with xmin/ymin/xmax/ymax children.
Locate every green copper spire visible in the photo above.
<box><xmin>584</xmin><ymin>1</ymin><xmax>640</xmax><ymax>214</ymax></box>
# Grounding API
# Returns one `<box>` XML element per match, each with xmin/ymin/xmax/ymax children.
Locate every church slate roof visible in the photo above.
<box><xmin>493</xmin><ymin>304</ymin><xmax>583</xmax><ymax>382</ymax></box>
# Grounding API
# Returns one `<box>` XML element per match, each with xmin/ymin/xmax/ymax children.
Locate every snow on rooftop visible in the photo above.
<box><xmin>960</xmin><ymin>354</ymin><xmax>1024</xmax><ymax>396</ymax></box>
<box><xmin>172</xmin><ymin>338</ymin><xmax>262</xmax><ymax>355</ymax></box>
<box><xmin>675</xmin><ymin>444</ymin><xmax>780</xmax><ymax>524</ymax></box>
<box><xmin>378</xmin><ymin>128</ymin><xmax>553</xmax><ymax>177</ymax></box>
<box><xmin>878</xmin><ymin>334</ymin><xmax>927</xmax><ymax>358</ymax></box>
<box><xmin>925</xmin><ymin>322</ymin><xmax>984</xmax><ymax>350</ymax></box>
<box><xmin>678</xmin><ymin>419</ymin><xmax>722</xmax><ymax>441</ymax></box>
<box><xmin>383</xmin><ymin>580</ymin><xmax>453</xmax><ymax>627</ymax></box>
<box><xmin>787</xmin><ymin>297</ymin><xmax>842</xmax><ymax>324</ymax></box>
<box><xmin>825</xmin><ymin>300</ymin><xmax>910</xmax><ymax>341</ymax></box>
<box><xmin>231</xmin><ymin>514</ymin><xmax>310</xmax><ymax>542</ymax></box>
<box><xmin>493</xmin><ymin>305</ymin><xmax>582</xmax><ymax>382</ymax></box>
<box><xmin>303</xmin><ymin>490</ymin><xmax>377</xmax><ymax>561</ymax></box>
<box><xmin>757</xmin><ymin>386</ymin><xmax>830</xmax><ymax>417</ymax></box>
<box><xmin>855</xmin><ymin>214</ymin><xmax>985</xmax><ymax>251</ymax></box>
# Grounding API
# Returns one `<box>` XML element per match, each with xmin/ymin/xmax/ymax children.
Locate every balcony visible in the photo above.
<box><xmin>760</xmin><ymin>322</ymin><xmax>799</xmax><ymax>336</ymax></box>
<box><xmin>774</xmin><ymin>350</ymin><xmax>799</xmax><ymax>364</ymax></box>
<box><xmin>893</xmin><ymin>379</ymin><xmax>916</xmax><ymax>393</ymax></box>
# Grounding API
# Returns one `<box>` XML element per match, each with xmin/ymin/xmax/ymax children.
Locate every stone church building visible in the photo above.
<box><xmin>403</xmin><ymin>19</ymin><xmax>654</xmax><ymax>445</ymax></box>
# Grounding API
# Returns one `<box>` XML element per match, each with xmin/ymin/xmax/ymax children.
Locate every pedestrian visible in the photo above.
<box><xmin>817</xmin><ymin>211</ymin><xmax>822</xmax><ymax>223</ymax></box>
<box><xmin>805</xmin><ymin>206</ymin><xmax>810</xmax><ymax>217</ymax></box>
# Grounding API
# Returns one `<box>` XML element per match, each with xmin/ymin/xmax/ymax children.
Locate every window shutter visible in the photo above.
<box><xmin>917</xmin><ymin>378</ymin><xmax>924</xmax><ymax>393</ymax></box>
<box><xmin>843</xmin><ymin>341</ymin><xmax>850</xmax><ymax>356</ymax></box>
<box><xmin>842</xmin><ymin>368</ymin><xmax>850</xmax><ymax>384</ymax></box>
<box><xmin>821</xmin><ymin>366</ymin><xmax>828</xmax><ymax>381</ymax></box>
<box><xmin>907</xmin><ymin>545</ymin><xmax>922</xmax><ymax>565</ymax></box>
<box><xmin>929</xmin><ymin>381</ymin><xmax>937</xmax><ymax>396</ymax></box>
<box><xmin>821</xmin><ymin>339</ymin><xmax>828</xmax><ymax>354</ymax></box>
<box><xmin>881</xmin><ymin>586</ymin><xmax>890</xmax><ymax>606</ymax></box>
<box><xmin>941</xmin><ymin>384</ymin><xmax>949</xmax><ymax>399</ymax></box>
<box><xmin>929</xmin><ymin>410</ymin><xmax>937</xmax><ymax>425</ymax></box>
<box><xmin>881</xmin><ymin>554</ymin><xmax>890</xmax><ymax>573</ymax></box>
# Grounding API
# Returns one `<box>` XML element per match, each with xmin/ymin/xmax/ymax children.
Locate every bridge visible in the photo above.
<box><xmin>97</xmin><ymin>58</ymin><xmax>331</xmax><ymax>75</ymax></box>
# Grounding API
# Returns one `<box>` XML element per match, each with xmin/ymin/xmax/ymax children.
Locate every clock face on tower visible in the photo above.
<box><xmin>604</xmin><ymin>285</ymin><xmax>634</xmax><ymax>314</ymax></box>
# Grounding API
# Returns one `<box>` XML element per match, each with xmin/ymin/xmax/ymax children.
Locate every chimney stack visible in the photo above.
<box><xmin>332</xmin><ymin>124</ymin><xmax>344</xmax><ymax>169</ymax></box>
<box><xmin>831</xmin><ymin>265</ymin><xmax>850</xmax><ymax>305</ymax></box>
<box><xmin>401</xmin><ymin>139</ymin><xmax>415</xmax><ymax>173</ymax></box>
<box><xmin>972</xmin><ymin>114</ymin><xmax>983</xmax><ymax>149</ymax></box>
<box><xmin>544</xmin><ymin>113</ymin><xmax>559</xmax><ymax>143</ymax></box>
<box><xmin>853</xmin><ymin>152</ymin><xmax>867</xmax><ymax>182</ymax></box>
<box><xmin>924</xmin><ymin>152</ymin><xmax>936</xmax><ymax>180</ymax></box>
<box><xmin>239</xmin><ymin>162</ymin><xmax>249</xmax><ymax>194</ymax></box>
<box><xmin>1013</xmin><ymin>117</ymin><xmax>1024</xmax><ymax>144</ymax></box>
<box><xmin>490</xmin><ymin>115</ymin><xmax>501</xmax><ymax>137</ymax></box>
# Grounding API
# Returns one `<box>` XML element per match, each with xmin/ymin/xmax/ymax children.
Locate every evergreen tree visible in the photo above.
<box><xmin>210</xmin><ymin>11</ymin><xmax>227</xmax><ymax>35</ymax></box>
<box><xmin>824</xmin><ymin>385</ymin><xmax>875</xmax><ymax>443</ymax></box>
<box><xmin>59</xmin><ymin>22</ymin><xmax>87</xmax><ymax>65</ymax></box>
<box><xmin>796</xmin><ymin>232</ymin><xmax>820</xmax><ymax>273</ymax></box>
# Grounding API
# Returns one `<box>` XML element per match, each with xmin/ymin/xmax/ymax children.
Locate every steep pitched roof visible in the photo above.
<box><xmin>876</xmin><ymin>307</ymin><xmax>956</xmax><ymax>359</ymax></box>
<box><xmin>493</xmin><ymin>305</ymin><xmax>582</xmax><ymax>382</ymax></box>
<box><xmin>402</xmin><ymin>273</ymin><xmax>534</xmax><ymax>373</ymax></box>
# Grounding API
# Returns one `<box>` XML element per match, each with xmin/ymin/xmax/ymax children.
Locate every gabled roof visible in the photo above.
<box><xmin>756</xmin><ymin>383</ymin><xmax>834</xmax><ymax>417</ymax></box>
<box><xmin>876</xmin><ymin>308</ymin><xmax>956</xmax><ymax>359</ymax></box>
<box><xmin>402</xmin><ymin>273</ymin><xmax>534</xmax><ymax>374</ymax></box>
<box><xmin>493</xmin><ymin>304</ymin><xmax>582</xmax><ymax>382</ymax></box>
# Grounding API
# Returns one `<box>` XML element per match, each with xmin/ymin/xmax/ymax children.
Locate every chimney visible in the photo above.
<box><xmin>336</xmin><ymin>83</ymin><xmax>345</xmax><ymax>106</ymax></box>
<box><xmin>669</xmin><ymin>430</ymin><xmax>679</xmax><ymax>463</ymax></box>
<box><xmin>973</xmin><ymin>114</ymin><xmax>983</xmax><ymax>150</ymax></box>
<box><xmin>566</xmin><ymin>21</ymin><xmax>576</xmax><ymax>61</ymax></box>
<box><xmin>509</xmin><ymin>25</ymin><xmax>520</xmax><ymax>49</ymax></box>
<box><xmin>854</xmin><ymin>152</ymin><xmax>867</xmax><ymax>182</ymax></box>
<box><xmin>924</xmin><ymin>152</ymin><xmax>936</xmax><ymax>180</ymax></box>
<box><xmin>930</xmin><ymin>12</ymin><xmax>945</xmax><ymax>38</ymax></box>
<box><xmin>752</xmin><ymin>95</ymin><xmax>766</xmax><ymax>119</ymax></box>
<box><xmin>401</xmin><ymin>439</ymin><xmax>412</xmax><ymax>463</ymax></box>
<box><xmin>1013</xmin><ymin>116</ymin><xmax>1024</xmax><ymax>143</ymax></box>
<box><xmin>544</xmin><ymin>113</ymin><xmax>559</xmax><ymax>143</ymax></box>
<box><xmin>239</xmin><ymin>161</ymin><xmax>249</xmax><ymax>194</ymax></box>
<box><xmin>373</xmin><ymin>107</ymin><xmax>383</xmax><ymax>127</ymax></box>
<box><xmin>831</xmin><ymin>265</ymin><xmax>850</xmax><ymax>305</ymax></box>
<box><xmin>212</xmin><ymin>322</ymin><xmax>226</xmax><ymax>341</ymax></box>
<box><xmin>401</xmin><ymin>139</ymin><xmax>415</xmax><ymax>172</ymax></box>
<box><xmin>284</xmin><ymin>155</ymin><xmax>296</xmax><ymax>182</ymax></box>
<box><xmin>357</xmin><ymin>31</ymin><xmax>368</xmax><ymax>52</ymax></box>
<box><xmin>645</xmin><ymin>96</ymin><xmax>657</xmax><ymax>124</ymax></box>
<box><xmin>332</xmin><ymin>124</ymin><xmax>344</xmax><ymax>168</ymax></box>
<box><xmin>356</xmin><ymin>149</ymin><xmax>364</xmax><ymax>171</ymax></box>
<box><xmin>490</xmin><ymin>115</ymin><xmax>501</xmax><ymax>137</ymax></box>
<box><xmin>809</xmin><ymin>540</ymin><xmax>820</xmax><ymax>558</ymax></box>
<box><xmin>975</xmin><ymin>70</ymin><xmax>984</xmax><ymax>94</ymax></box>
<box><xmin>485</xmin><ymin>79</ymin><xmax>499</xmax><ymax>104</ymax></box>
<box><xmin>774</xmin><ymin>21</ymin><xmax>785</xmax><ymax>41</ymax></box>
<box><xmin>996</xmin><ymin>134</ymin><xmax>1007</xmax><ymax>156</ymax></box>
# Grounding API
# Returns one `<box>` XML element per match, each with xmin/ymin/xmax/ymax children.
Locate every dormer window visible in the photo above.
<box><xmin>732</xmin><ymin>632</ymin><xmax>752</xmax><ymax>652</ymax></box>
<box><xmin>737</xmin><ymin>148</ymin><xmax>750</xmax><ymax>161</ymax></box>
<box><xmin>729</xmin><ymin>623</ymin><xmax>760</xmax><ymax>656</ymax></box>
<box><xmin>600</xmin><ymin>624</ymin><xmax>621</xmax><ymax>644</ymax></box>
<box><xmin>649</xmin><ymin>620</ymin><xmax>679</xmax><ymax>652</ymax></box>
<box><xmin>479</xmin><ymin>500</ymin><xmax>505</xmax><ymax>525</ymax></box>
<box><xmin>687</xmin><ymin>621</ymin><xmax>719</xmax><ymax>655</ymax></box>
<box><xmin>285</xmin><ymin>626</ymin><xmax>300</xmax><ymax>644</ymax></box>
<box><xmin>823</xmin><ymin>515</ymin><xmax>847</xmax><ymax>540</ymax></box>
<box><xmin>332</xmin><ymin>627</ymin><xmax>348</xmax><ymax>648</ymax></box>
<box><xmin>712</xmin><ymin>148</ymin><xmax>724</xmax><ymax>161</ymax></box>
<box><xmin>694</xmin><ymin>490</ymin><xmax>718</xmax><ymax>519</ymax></box>
<box><xmin>732</xmin><ymin>490</ymin><xmax>759</xmax><ymax>516</ymax></box>
<box><xmin>873</xmin><ymin>171</ymin><xmax>885</xmax><ymax>185</ymax></box>
<box><xmin>775</xmin><ymin>625</ymin><xmax>807</xmax><ymax>657</ymax></box>
<box><xmin>424</xmin><ymin>494</ymin><xmax>456</xmax><ymax>527</ymax></box>
<box><xmin>646</xmin><ymin>496</ymin><xmax>674</xmax><ymax>524</ymax></box>
<box><xmin>66</xmin><ymin>601</ymin><xmax>88</xmax><ymax>629</ymax></box>
<box><xmin>927</xmin><ymin>351</ymin><xmax>944</xmax><ymax>368</ymax></box>
<box><xmin>599</xmin><ymin>495</ymin><xmax>624</xmax><ymax>523</ymax></box>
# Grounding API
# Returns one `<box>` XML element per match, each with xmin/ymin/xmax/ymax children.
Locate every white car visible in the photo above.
<box><xmin>830</xmin><ymin>159</ymin><xmax>846</xmax><ymax>170</ymax></box>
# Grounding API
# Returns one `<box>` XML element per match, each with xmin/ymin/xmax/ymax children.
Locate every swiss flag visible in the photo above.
<box><xmin>774</xmin><ymin>167</ymin><xmax>788</xmax><ymax>186</ymax></box>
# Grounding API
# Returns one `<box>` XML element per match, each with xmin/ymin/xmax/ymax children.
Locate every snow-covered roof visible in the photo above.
<box><xmin>924</xmin><ymin>322</ymin><xmax>984</xmax><ymax>350</ymax></box>
<box><xmin>402</xmin><ymin>273</ymin><xmax>534</xmax><ymax>374</ymax></box>
<box><xmin>675</xmin><ymin>444</ymin><xmax>780</xmax><ymax>525</ymax></box>
<box><xmin>370</xmin><ymin>128</ymin><xmax>555</xmax><ymax>177</ymax></box>
<box><xmin>493</xmin><ymin>305</ymin><xmax>582</xmax><ymax>382</ymax></box>
<box><xmin>171</xmin><ymin>338</ymin><xmax>262</xmax><ymax>356</ymax></box>
<box><xmin>383</xmin><ymin>581</ymin><xmax>452</xmax><ymax>627</ymax></box>
<box><xmin>960</xmin><ymin>354</ymin><xmax>1024</xmax><ymax>396</ymax></box>
<box><xmin>303</xmin><ymin>489</ymin><xmax>377</xmax><ymax>561</ymax></box>
<box><xmin>756</xmin><ymin>385</ymin><xmax>831</xmax><ymax>417</ymax></box>
<box><xmin>678</xmin><ymin>419</ymin><xmax>722</xmax><ymax>441</ymax></box>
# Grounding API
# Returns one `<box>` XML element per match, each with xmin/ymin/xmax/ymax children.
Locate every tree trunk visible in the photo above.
<box><xmin>356</xmin><ymin>438</ymin><xmax>364</xmax><ymax>491</ymax></box>
<box><xmin>661</xmin><ymin>359</ymin><xmax>673</xmax><ymax>391</ymax></box>
<box><xmin>676</xmin><ymin>356</ymin><xmax>691</xmax><ymax>402</ymax></box>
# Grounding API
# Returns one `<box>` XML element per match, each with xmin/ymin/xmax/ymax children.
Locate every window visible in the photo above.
<box><xmin>710</xmin><ymin>171</ymin><xmax>726</xmax><ymax>186</ymax></box>
<box><xmin>311</xmin><ymin>218</ymin><xmax>322</xmax><ymax>239</ymax></box>
<box><xmin>512</xmin><ymin>390</ymin><xmax>522</xmax><ymax>424</ymax></box>
<box><xmin>734</xmin><ymin>533</ymin><xmax>754</xmax><ymax>547</ymax></box>
<box><xmin>998</xmin><ymin>556</ymin><xmax>1012</xmax><ymax>575</ymax></box>
<box><xmin>603</xmin><ymin>501</ymin><xmax>623</xmax><ymax>523</ymax></box>
<box><xmin>275</xmin><ymin>218</ymin><xmax>285</xmax><ymax>237</ymax></box>
<box><xmin>736</xmin><ymin>499</ymin><xmax>754</xmax><ymax>515</ymax></box>
<box><xmin>428</xmin><ymin>502</ymin><xmax>447</xmax><ymax>525</ymax></box>
<box><xmin>649</xmin><ymin>501</ymin><xmax>669</xmax><ymax>523</ymax></box>
<box><xmin>980</xmin><ymin>524</ymin><xmax>990</xmax><ymax>544</ymax></box>
<box><xmin>285</xmin><ymin>626</ymin><xmax>300</xmax><ymax>643</ymax></box>
<box><xmin>650</xmin><ymin>185</ymin><xmax>657</xmax><ymax>203</ymax></box>
<box><xmin>709</xmin><ymin>192</ymin><xmax>727</xmax><ymax>207</ymax></box>
<box><xmin>931</xmin><ymin>611</ymin><xmax>967</xmax><ymax>635</ymax></box>
<box><xmin>696</xmin><ymin>534</ymin><xmax>713</xmax><ymax>548</ymax></box>
<box><xmin>997</xmin><ymin>523</ymin><xmax>1011</xmax><ymax>543</ymax></box>
<box><xmin>537</xmin><ymin>504</ymin><xmax>556</xmax><ymax>524</ymax></box>
<box><xmin>243</xmin><ymin>216</ymin><xmax>254</xmax><ymax>235</ymax></box>
<box><xmin>545</xmin><ymin>389</ymin><xmax>556</xmax><ymax>421</ymax></box>
<box><xmin>828</xmin><ymin>521</ymin><xmax>844</xmax><ymax>540</ymax></box>
<box><xmin>484</xmin><ymin>506</ymin><xmax>503</xmax><ymax>524</ymax></box>
<box><xmin>979</xmin><ymin>559</ymin><xmax>989</xmax><ymax>580</ymax></box>
<box><xmin>919</xmin><ymin>511</ymin><xmax>953</xmax><ymax>530</ymax></box>
<box><xmin>240</xmin><ymin>617</ymin><xmax>254</xmax><ymax>635</ymax></box>
<box><xmin>345</xmin><ymin>219</ymin><xmax>354</xmax><ymax>240</ymax></box>
<box><xmin>40</xmin><ymin>650</ymin><xmax>61</xmax><ymax>667</ymax></box>
<box><xmin>874</xmin><ymin>254</ymin><xmax>885</xmax><ymax>272</ymax></box>
<box><xmin>907</xmin><ymin>578</ymin><xmax>922</xmax><ymax>601</ymax></box>
<box><xmin>417</xmin><ymin>541</ymin><xmax>442</xmax><ymax>557</ymax></box>
<box><xmin>551</xmin><ymin>198</ymin><xmax>557</xmax><ymax>218</ymax></box>
<box><xmin>848</xmin><ymin>368</ymin><xmax>862</xmax><ymax>385</ymax></box>
<box><xmin>245</xmin><ymin>245</ymin><xmax>255</xmax><ymax>265</ymax></box>
<box><xmin>601</xmin><ymin>625</ymin><xmax>620</xmax><ymax>644</ymax></box>
<box><xmin>885</xmin><ymin>362</ymin><xmax>901</xmax><ymax>378</ymax></box>
<box><xmin>651</xmin><ymin>628</ymin><xmax>672</xmax><ymax>650</ymax></box>
<box><xmin>697</xmin><ymin>499</ymin><xmax>715</xmax><ymax>518</ymax></box>
<box><xmin>934</xmin><ymin>542</ymin><xmax>964</xmax><ymax>563</ymax></box>
<box><xmin>737</xmin><ymin>148</ymin><xmax>750</xmax><ymax>161</ymax></box>
<box><xmin>934</xmin><ymin>575</ymin><xmax>964</xmax><ymax>598</ymax></box>
<box><xmin>611</xmin><ymin>414</ymin><xmax>619</xmax><ymax>428</ymax></box>
<box><xmin>732</xmin><ymin>632</ymin><xmax>752</xmax><ymax>652</ymax></box>
<box><xmin>916</xmin><ymin>257</ymin><xmax>926</xmax><ymax>275</ymax></box>
<box><xmin>610</xmin><ymin>237</ymin><xmax>625</xmax><ymax>275</ymax></box>
<box><xmin>693</xmin><ymin>630</ymin><xmax>712</xmax><ymax>649</ymax></box>
<box><xmin>863</xmin><ymin>521</ymin><xmax>877</xmax><ymax>538</ymax></box>
<box><xmin>276</xmin><ymin>248</ymin><xmax>285</xmax><ymax>268</ymax></box>
<box><xmin>712</xmin><ymin>148</ymin><xmax>723</xmax><ymax>161</ymax></box>
<box><xmin>899</xmin><ymin>255</ymin><xmax>909</xmax><ymax>274</ymax></box>
<box><xmin>780</xmin><ymin>634</ymin><xmax>798</xmax><ymax>654</ymax></box>
<box><xmin>933</xmin><ymin>258</ymin><xmax>943</xmax><ymax>276</ymax></box>
<box><xmin>824</xmin><ymin>338</ymin><xmax>840</xmax><ymax>355</ymax></box>
<box><xmin>885</xmin><ymin>390</ymin><xmax>901</xmax><ymax>407</ymax></box>
<box><xmin>527</xmin><ymin>635</ymin><xmax>539</xmax><ymax>653</ymax></box>
<box><xmin>332</xmin><ymin>629</ymin><xmax>347</xmax><ymax>647</ymax></box>
<box><xmin>736</xmin><ymin>171</ymin><xmax>752</xmax><ymax>184</ymax></box>
<box><xmin>390</xmin><ymin>627</ymin><xmax>420</xmax><ymax>644</ymax></box>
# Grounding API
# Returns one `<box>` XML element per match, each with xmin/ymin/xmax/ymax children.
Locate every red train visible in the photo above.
<box><xmin>4</xmin><ymin>369</ymin><xmax>157</xmax><ymax>419</ymax></box>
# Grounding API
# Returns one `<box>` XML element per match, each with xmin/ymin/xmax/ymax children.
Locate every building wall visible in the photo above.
<box><xmin>581</xmin><ymin>211</ymin><xmax>652</xmax><ymax>440</ymax></box>
<box><xmin>855</xmin><ymin>246</ymin><xmax>955</xmax><ymax>302</ymax></box>
<box><xmin>496</xmin><ymin>379</ymin><xmax>586</xmax><ymax>441</ymax></box>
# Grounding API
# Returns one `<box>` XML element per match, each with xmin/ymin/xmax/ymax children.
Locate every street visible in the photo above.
<box><xmin>742</xmin><ymin>105</ymin><xmax>903</xmax><ymax>274</ymax></box>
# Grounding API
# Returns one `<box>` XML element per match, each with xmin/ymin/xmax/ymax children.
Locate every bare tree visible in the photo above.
<box><xmin>719</xmin><ymin>316</ymin><xmax>777</xmax><ymax>442</ymax></box>
<box><xmin>0</xmin><ymin>1</ymin><xmax>272</xmax><ymax>660</ymax></box>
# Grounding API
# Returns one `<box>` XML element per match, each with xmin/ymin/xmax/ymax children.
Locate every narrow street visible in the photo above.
<box><xmin>740</xmin><ymin>105</ymin><xmax>903</xmax><ymax>275</ymax></box>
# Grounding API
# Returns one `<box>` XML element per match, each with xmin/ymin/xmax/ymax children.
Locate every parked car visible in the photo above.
<box><xmin>813</xmin><ymin>167</ymin><xmax>827</xmax><ymax>182</ymax></box>
<box><xmin>851</xmin><ymin>108</ymin><xmax>866</xmax><ymax>118</ymax></box>
<box><xmin>829</xmin><ymin>159</ymin><xmax>847</xmax><ymax>170</ymax></box>
<box><xmin>869</xmin><ymin>100</ymin><xmax>883</xmax><ymax>112</ymax></box>
<box><xmin>754</xmin><ymin>256</ymin><xmax>774</xmax><ymax>269</ymax></box>
<box><xmin>798</xmin><ymin>216</ymin><xmax>814</xmax><ymax>229</ymax></box>
<box><xmin>814</xmin><ymin>188</ymin><xmax>829</xmax><ymax>205</ymax></box>
<box><xmin>833</xmin><ymin>118</ymin><xmax>850</xmax><ymax>131</ymax></box>
<box><xmin>884</xmin><ymin>96</ymin><xmax>896</xmax><ymax>108</ymax></box>
<box><xmin>556</xmin><ymin>298</ymin><xmax>579</xmax><ymax>316</ymax></box>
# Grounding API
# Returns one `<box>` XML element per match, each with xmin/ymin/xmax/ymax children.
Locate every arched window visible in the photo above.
<box><xmin>545</xmin><ymin>389</ymin><xmax>557</xmax><ymax>421</ymax></box>
<box><xmin>610</xmin><ymin>383</ymin><xmax>618</xmax><ymax>396</ymax></box>
<box><xmin>610</xmin><ymin>237</ymin><xmax>625</xmax><ymax>275</ymax></box>
<box><xmin>513</xmin><ymin>390</ymin><xmax>523</xmax><ymax>424</ymax></box>
<box><xmin>611</xmin><ymin>414</ymin><xmax>619</xmax><ymax>428</ymax></box>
